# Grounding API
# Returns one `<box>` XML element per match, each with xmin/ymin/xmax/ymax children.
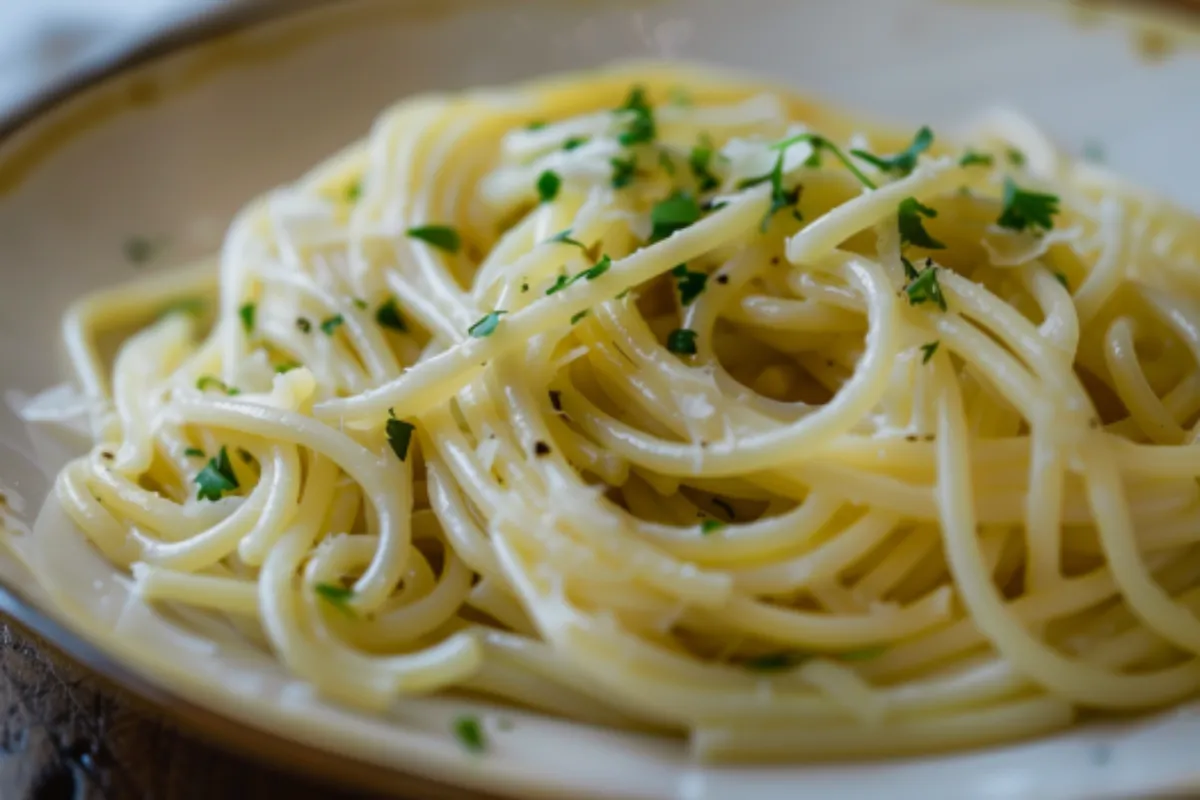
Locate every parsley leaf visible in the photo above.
<box><xmin>920</xmin><ymin>340</ymin><xmax>940</xmax><ymax>364</ymax></box>
<box><xmin>960</xmin><ymin>150</ymin><xmax>994</xmax><ymax>168</ymax></box>
<box><xmin>275</xmin><ymin>361</ymin><xmax>301</xmax><ymax>374</ymax></box>
<box><xmin>406</xmin><ymin>225</ymin><xmax>461</xmax><ymax>254</ymax></box>
<box><xmin>238</xmin><ymin>302</ymin><xmax>256</xmax><ymax>334</ymax></box>
<box><xmin>386</xmin><ymin>409</ymin><xmax>415</xmax><ymax>461</ymax></box>
<box><xmin>997</xmin><ymin>178</ymin><xmax>1059</xmax><ymax>234</ymax></box>
<box><xmin>616</xmin><ymin>85</ymin><xmax>656</xmax><ymax>146</ymax></box>
<box><xmin>547</xmin><ymin>229</ymin><xmax>589</xmax><ymax>251</ymax></box>
<box><xmin>570</xmin><ymin>310</ymin><xmax>589</xmax><ymax>325</ymax></box>
<box><xmin>658</xmin><ymin>149</ymin><xmax>676</xmax><ymax>175</ymax></box>
<box><xmin>195</xmin><ymin>446</ymin><xmax>239</xmax><ymax>502</ymax></box>
<box><xmin>610</xmin><ymin>155</ymin><xmax>638</xmax><ymax>189</ymax></box>
<box><xmin>671</xmin><ymin>264</ymin><xmax>708</xmax><ymax>306</ymax></box>
<box><xmin>688</xmin><ymin>135</ymin><xmax>721</xmax><ymax>191</ymax></box>
<box><xmin>183</xmin><ymin>447</ymin><xmax>205</xmax><ymax>458</ymax></box>
<box><xmin>897</xmin><ymin>197</ymin><xmax>946</xmax><ymax>249</ymax></box>
<box><xmin>769</xmin><ymin>133</ymin><xmax>877</xmax><ymax>189</ymax></box>
<box><xmin>375</xmin><ymin>298</ymin><xmax>407</xmax><ymax>331</ymax></box>
<box><xmin>1054</xmin><ymin>271</ymin><xmax>1070</xmax><ymax>290</ymax></box>
<box><xmin>905</xmin><ymin>264</ymin><xmax>948</xmax><ymax>311</ymax></box>
<box><xmin>314</xmin><ymin>582</ymin><xmax>355</xmax><ymax>616</ymax></box>
<box><xmin>159</xmin><ymin>298</ymin><xmax>205</xmax><ymax>318</ymax></box>
<box><xmin>666</xmin><ymin>328</ymin><xmax>698</xmax><ymax>355</ymax></box>
<box><xmin>1006</xmin><ymin>147</ymin><xmax>1027</xmax><ymax>167</ymax></box>
<box><xmin>320</xmin><ymin>314</ymin><xmax>345</xmax><ymax>335</ymax></box>
<box><xmin>196</xmin><ymin>375</ymin><xmax>238</xmax><ymax>395</ymax></box>
<box><xmin>562</xmin><ymin>136</ymin><xmax>588</xmax><ymax>151</ymax></box>
<box><xmin>700</xmin><ymin>519</ymin><xmax>724</xmax><ymax>534</ymax></box>
<box><xmin>536</xmin><ymin>170</ymin><xmax>561</xmax><ymax>203</ymax></box>
<box><xmin>525</xmin><ymin>120</ymin><xmax>547</xmax><ymax>130</ymax></box>
<box><xmin>545</xmin><ymin>274</ymin><xmax>570</xmax><ymax>296</ymax></box>
<box><xmin>453</xmin><ymin>715</ymin><xmax>486</xmax><ymax>754</ymax></box>
<box><xmin>901</xmin><ymin>255</ymin><xmax>921</xmax><ymax>281</ymax></box>
<box><xmin>468</xmin><ymin>310</ymin><xmax>507</xmax><ymax>338</ymax></box>
<box><xmin>738</xmin><ymin>152</ymin><xmax>802</xmax><ymax>232</ymax></box>
<box><xmin>650</xmin><ymin>191</ymin><xmax>702</xmax><ymax>242</ymax></box>
<box><xmin>346</xmin><ymin>181</ymin><xmax>362</xmax><ymax>202</ymax></box>
<box><xmin>850</xmin><ymin>126</ymin><xmax>933</xmax><ymax>177</ymax></box>
<box><xmin>296</xmin><ymin>317</ymin><xmax>312</xmax><ymax>334</ymax></box>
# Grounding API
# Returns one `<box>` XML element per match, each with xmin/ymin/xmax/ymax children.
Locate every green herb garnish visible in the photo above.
<box><xmin>959</xmin><ymin>150</ymin><xmax>994</xmax><ymax>168</ymax></box>
<box><xmin>547</xmin><ymin>228</ymin><xmax>589</xmax><ymax>251</ymax></box>
<box><xmin>183</xmin><ymin>447</ymin><xmax>205</xmax><ymax>458</ymax></box>
<box><xmin>649</xmin><ymin>191</ymin><xmax>702</xmax><ymax>242</ymax></box>
<box><xmin>386</xmin><ymin>409</ymin><xmax>415</xmax><ymax>462</ymax></box>
<box><xmin>700</xmin><ymin>519</ymin><xmax>724</xmax><ymax>534</ymax></box>
<box><xmin>453</xmin><ymin>715</ymin><xmax>486</xmax><ymax>754</ymax></box>
<box><xmin>238</xmin><ymin>302</ymin><xmax>256</xmax><ymax>334</ymax></box>
<box><xmin>296</xmin><ymin>317</ymin><xmax>312</xmax><ymax>334</ymax></box>
<box><xmin>536</xmin><ymin>170</ymin><xmax>561</xmax><ymax>203</ymax></box>
<box><xmin>346</xmin><ymin>181</ymin><xmax>362</xmax><ymax>202</ymax></box>
<box><xmin>375</xmin><ymin>298</ymin><xmax>407</xmax><ymax>331</ymax></box>
<box><xmin>658</xmin><ymin>149</ymin><xmax>676</xmax><ymax>175</ymax></box>
<box><xmin>666</xmin><ymin>328</ymin><xmax>698</xmax><ymax>355</ymax></box>
<box><xmin>671</xmin><ymin>264</ymin><xmax>707</xmax><ymax>306</ymax></box>
<box><xmin>562</xmin><ymin>136</ymin><xmax>588</xmax><ymax>151</ymax></box>
<box><xmin>1054</xmin><ymin>272</ymin><xmax>1070</xmax><ymax>290</ymax></box>
<box><xmin>610</xmin><ymin>155</ymin><xmax>638</xmax><ymax>189</ymax></box>
<box><xmin>320</xmin><ymin>314</ymin><xmax>345</xmax><ymax>335</ymax></box>
<box><xmin>688</xmin><ymin>135</ymin><xmax>721</xmax><ymax>192</ymax></box>
<box><xmin>897</xmin><ymin>197</ymin><xmax>945</xmax><ymax>249</ymax></box>
<box><xmin>997</xmin><ymin>177</ymin><xmax>1059</xmax><ymax>234</ymax></box>
<box><xmin>468</xmin><ymin>310</ymin><xmax>507</xmax><ymax>338</ymax></box>
<box><xmin>616</xmin><ymin>85</ymin><xmax>656</xmax><ymax>146</ymax></box>
<box><xmin>905</xmin><ymin>264</ymin><xmax>947</xmax><ymax>311</ymax></box>
<box><xmin>314</xmin><ymin>582</ymin><xmax>355</xmax><ymax>615</ymax></box>
<box><xmin>196</xmin><ymin>375</ymin><xmax>236</xmax><ymax>394</ymax></box>
<box><xmin>275</xmin><ymin>362</ymin><xmax>301</xmax><ymax>374</ymax></box>
<box><xmin>920</xmin><ymin>340</ymin><xmax>940</xmax><ymax>364</ymax></box>
<box><xmin>195</xmin><ymin>446</ymin><xmax>239</xmax><ymax>502</ymax></box>
<box><xmin>769</xmin><ymin>133</ymin><xmax>877</xmax><ymax>189</ymax></box>
<box><xmin>570</xmin><ymin>310</ymin><xmax>589</xmax><ymax>325</ymax></box>
<box><xmin>850</xmin><ymin>126</ymin><xmax>933</xmax><ymax>177</ymax></box>
<box><xmin>406</xmin><ymin>224</ymin><xmax>461</xmax><ymax>254</ymax></box>
<box><xmin>159</xmin><ymin>298</ymin><xmax>205</xmax><ymax>318</ymax></box>
<box><xmin>525</xmin><ymin>120</ymin><xmax>547</xmax><ymax>131</ymax></box>
<box><xmin>1006</xmin><ymin>147</ymin><xmax>1027</xmax><ymax>167</ymax></box>
<box><xmin>738</xmin><ymin>151</ymin><xmax>802</xmax><ymax>232</ymax></box>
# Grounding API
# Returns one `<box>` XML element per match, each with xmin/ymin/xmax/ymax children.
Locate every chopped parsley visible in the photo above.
<box><xmin>296</xmin><ymin>317</ymin><xmax>312</xmax><ymax>334</ymax></box>
<box><xmin>545</xmin><ymin>274</ymin><xmax>570</xmax><ymax>296</ymax></box>
<box><xmin>536</xmin><ymin>170</ymin><xmax>561</xmax><ymax>203</ymax></box>
<box><xmin>547</xmin><ymin>255</ymin><xmax>612</xmax><ymax>295</ymax></box>
<box><xmin>352</xmin><ymin>298</ymin><xmax>368</xmax><ymax>310</ymax></box>
<box><xmin>183</xmin><ymin>447</ymin><xmax>205</xmax><ymax>458</ymax></box>
<box><xmin>320</xmin><ymin>314</ymin><xmax>345</xmax><ymax>335</ymax></box>
<box><xmin>346</xmin><ymin>181</ymin><xmax>362</xmax><ymax>202</ymax></box>
<box><xmin>525</xmin><ymin>120</ymin><xmax>547</xmax><ymax>131</ymax></box>
<box><xmin>406</xmin><ymin>224</ymin><xmax>461</xmax><ymax>254</ymax></box>
<box><xmin>919</xmin><ymin>340</ymin><xmax>940</xmax><ymax>364</ymax></box>
<box><xmin>738</xmin><ymin>151</ymin><xmax>802</xmax><ymax>232</ymax></box>
<box><xmin>615</xmin><ymin>85</ymin><xmax>656</xmax><ymax>146</ymax></box>
<box><xmin>562</xmin><ymin>136</ymin><xmax>588</xmax><ymax>151</ymax></box>
<box><xmin>238</xmin><ymin>302</ymin><xmax>256</xmax><ymax>334</ymax></box>
<box><xmin>671</xmin><ymin>264</ymin><xmax>707</xmax><ymax>306</ymax></box>
<box><xmin>610</xmin><ymin>154</ymin><xmax>638</xmax><ymax>189</ymax></box>
<box><xmin>1054</xmin><ymin>271</ymin><xmax>1070</xmax><ymax>290</ymax></box>
<box><xmin>959</xmin><ymin>150</ymin><xmax>994</xmax><ymax>168</ymax></box>
<box><xmin>897</xmin><ymin>197</ymin><xmax>945</xmax><ymax>249</ymax></box>
<box><xmin>570</xmin><ymin>310</ymin><xmax>589</xmax><ymax>325</ymax></box>
<box><xmin>375</xmin><ymin>298</ymin><xmax>407</xmax><ymax>331</ymax></box>
<box><xmin>700</xmin><ymin>519</ymin><xmax>724</xmax><ymax>534</ymax></box>
<box><xmin>997</xmin><ymin>178</ymin><xmax>1059</xmax><ymax>234</ymax></box>
<box><xmin>649</xmin><ymin>191</ymin><xmax>702</xmax><ymax>241</ymax></box>
<box><xmin>905</xmin><ymin>264</ymin><xmax>947</xmax><ymax>311</ymax></box>
<box><xmin>386</xmin><ymin>409</ymin><xmax>415</xmax><ymax>462</ymax></box>
<box><xmin>666</xmin><ymin>328</ymin><xmax>698</xmax><ymax>355</ymax></box>
<box><xmin>275</xmin><ymin>361</ymin><xmax>301</xmax><ymax>374</ymax></box>
<box><xmin>547</xmin><ymin>228</ymin><xmax>589</xmax><ymax>251</ymax></box>
<box><xmin>468</xmin><ymin>310</ymin><xmax>507</xmax><ymax>338</ymax></box>
<box><xmin>688</xmin><ymin>135</ymin><xmax>721</xmax><ymax>191</ymax></box>
<box><xmin>850</xmin><ymin>126</ymin><xmax>933</xmax><ymax>177</ymax></box>
<box><xmin>194</xmin><ymin>446</ymin><xmax>239</xmax><ymax>502</ymax></box>
<box><xmin>769</xmin><ymin>133</ymin><xmax>877</xmax><ymax>189</ymax></box>
<box><xmin>314</xmin><ymin>582</ymin><xmax>355</xmax><ymax>615</ymax></box>
<box><xmin>196</xmin><ymin>375</ymin><xmax>237</xmax><ymax>394</ymax></box>
<box><xmin>1006</xmin><ymin>147</ymin><xmax>1027</xmax><ymax>167</ymax></box>
<box><xmin>453</xmin><ymin>715</ymin><xmax>486</xmax><ymax>754</ymax></box>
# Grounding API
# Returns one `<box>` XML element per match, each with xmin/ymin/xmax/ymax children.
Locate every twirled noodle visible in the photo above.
<box><xmin>24</xmin><ymin>61</ymin><xmax>1200</xmax><ymax>760</ymax></box>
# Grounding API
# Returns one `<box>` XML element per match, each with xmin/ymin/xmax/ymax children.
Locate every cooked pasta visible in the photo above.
<box><xmin>23</xmin><ymin>61</ymin><xmax>1200</xmax><ymax>760</ymax></box>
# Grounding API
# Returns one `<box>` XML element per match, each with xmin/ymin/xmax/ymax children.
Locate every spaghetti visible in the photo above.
<box><xmin>24</xmin><ymin>62</ymin><xmax>1200</xmax><ymax>760</ymax></box>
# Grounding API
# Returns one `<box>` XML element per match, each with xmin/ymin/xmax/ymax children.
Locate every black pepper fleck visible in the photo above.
<box><xmin>534</xmin><ymin>441</ymin><xmax>551</xmax><ymax>457</ymax></box>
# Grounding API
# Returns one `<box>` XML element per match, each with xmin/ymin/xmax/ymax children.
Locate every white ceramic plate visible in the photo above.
<box><xmin>3</xmin><ymin>1</ymin><xmax>1200</xmax><ymax>798</ymax></box>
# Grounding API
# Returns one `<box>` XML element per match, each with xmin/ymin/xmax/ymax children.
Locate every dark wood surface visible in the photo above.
<box><xmin>0</xmin><ymin>623</ymin><xmax>369</xmax><ymax>800</ymax></box>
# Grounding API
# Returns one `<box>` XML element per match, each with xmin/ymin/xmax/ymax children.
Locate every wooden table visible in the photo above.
<box><xmin>0</xmin><ymin>623</ymin><xmax>368</xmax><ymax>800</ymax></box>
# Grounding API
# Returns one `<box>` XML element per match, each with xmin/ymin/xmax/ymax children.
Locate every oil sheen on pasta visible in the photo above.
<box><xmin>36</xmin><ymin>62</ymin><xmax>1200</xmax><ymax>760</ymax></box>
